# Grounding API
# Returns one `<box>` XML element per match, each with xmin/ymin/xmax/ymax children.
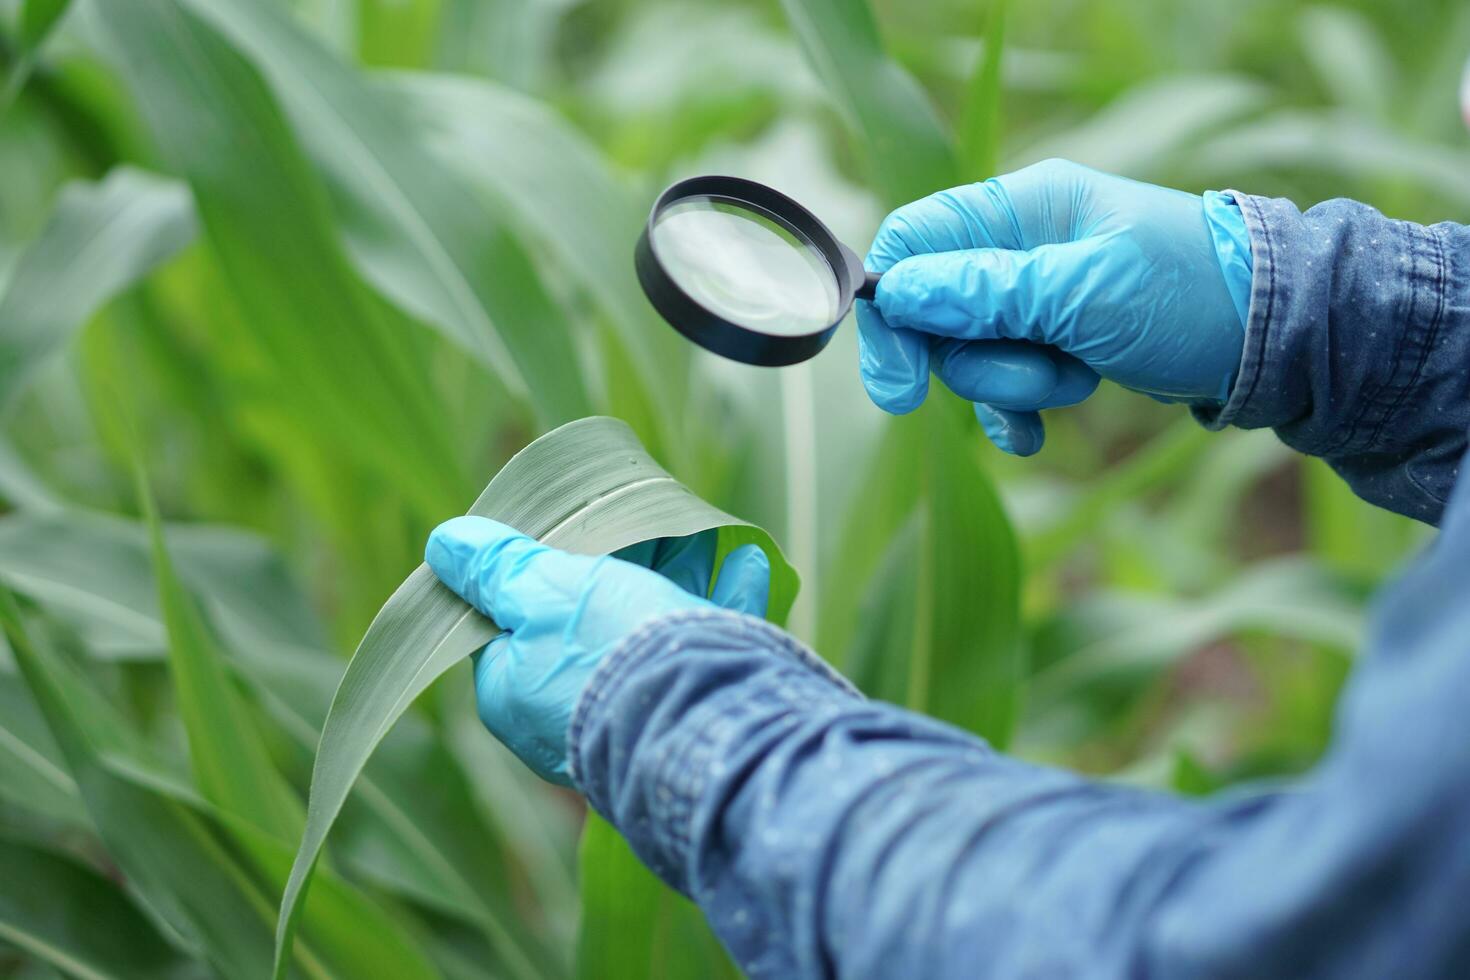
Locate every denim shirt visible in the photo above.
<box><xmin>1196</xmin><ymin>194</ymin><xmax>1470</xmax><ymax>523</ymax></box>
<box><xmin>571</xmin><ymin>196</ymin><xmax>1470</xmax><ymax>979</ymax></box>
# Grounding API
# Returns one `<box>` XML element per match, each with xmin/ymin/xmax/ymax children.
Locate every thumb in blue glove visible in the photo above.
<box><xmin>858</xmin><ymin>159</ymin><xmax>1253</xmax><ymax>455</ymax></box>
<box><xmin>426</xmin><ymin>518</ymin><xmax>771</xmax><ymax>785</ymax></box>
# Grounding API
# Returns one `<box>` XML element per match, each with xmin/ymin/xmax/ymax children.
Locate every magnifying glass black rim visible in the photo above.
<box><xmin>636</xmin><ymin>175</ymin><xmax>867</xmax><ymax>367</ymax></box>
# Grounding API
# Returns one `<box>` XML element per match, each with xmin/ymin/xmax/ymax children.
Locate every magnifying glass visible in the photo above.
<box><xmin>635</xmin><ymin>175</ymin><xmax>881</xmax><ymax>367</ymax></box>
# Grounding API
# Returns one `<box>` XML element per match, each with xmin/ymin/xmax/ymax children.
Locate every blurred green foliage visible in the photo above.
<box><xmin>0</xmin><ymin>0</ymin><xmax>1465</xmax><ymax>975</ymax></box>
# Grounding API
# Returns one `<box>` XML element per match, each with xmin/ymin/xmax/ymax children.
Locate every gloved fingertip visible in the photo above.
<box><xmin>1036</xmin><ymin>351</ymin><xmax>1101</xmax><ymax>409</ymax></box>
<box><xmin>426</xmin><ymin>516</ymin><xmax>540</xmax><ymax>619</ymax></box>
<box><xmin>872</xmin><ymin>257</ymin><xmax>947</xmax><ymax>331</ymax></box>
<box><xmin>975</xmin><ymin>404</ymin><xmax>1045</xmax><ymax>457</ymax></box>
<box><xmin>857</xmin><ymin>301</ymin><xmax>929</xmax><ymax>415</ymax></box>
<box><xmin>870</xmin><ymin>261</ymin><xmax>912</xmax><ymax>322</ymax></box>
<box><xmin>1007</xmin><ymin>416</ymin><xmax>1045</xmax><ymax>457</ymax></box>
<box><xmin>860</xmin><ymin>373</ymin><xmax>928</xmax><ymax>415</ymax></box>
<box><xmin>710</xmin><ymin>544</ymin><xmax>771</xmax><ymax>617</ymax></box>
<box><xmin>426</xmin><ymin>515</ymin><xmax>495</xmax><ymax>591</ymax></box>
<box><xmin>470</xmin><ymin>633</ymin><xmax>508</xmax><ymax>680</ymax></box>
<box><xmin>932</xmin><ymin>339</ymin><xmax>1057</xmax><ymax>409</ymax></box>
<box><xmin>470</xmin><ymin>636</ymin><xmax>512</xmax><ymax>732</ymax></box>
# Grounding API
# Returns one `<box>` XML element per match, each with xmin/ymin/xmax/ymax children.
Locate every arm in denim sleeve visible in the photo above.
<box><xmin>1195</xmin><ymin>195</ymin><xmax>1470</xmax><ymax>525</ymax></box>
<box><xmin>570</xmin><ymin>493</ymin><xmax>1470</xmax><ymax>978</ymax></box>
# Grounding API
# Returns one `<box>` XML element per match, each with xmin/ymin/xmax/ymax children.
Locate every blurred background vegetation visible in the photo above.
<box><xmin>0</xmin><ymin>0</ymin><xmax>1466</xmax><ymax>976</ymax></box>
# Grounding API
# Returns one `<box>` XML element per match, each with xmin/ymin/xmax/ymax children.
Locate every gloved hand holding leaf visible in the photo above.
<box><xmin>273</xmin><ymin>417</ymin><xmax>796</xmax><ymax>978</ymax></box>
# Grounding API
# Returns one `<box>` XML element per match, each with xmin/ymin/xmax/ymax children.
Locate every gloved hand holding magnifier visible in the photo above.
<box><xmin>636</xmin><ymin>175</ymin><xmax>880</xmax><ymax>366</ymax></box>
<box><xmin>638</xmin><ymin>162</ymin><xmax>1256</xmax><ymax>459</ymax></box>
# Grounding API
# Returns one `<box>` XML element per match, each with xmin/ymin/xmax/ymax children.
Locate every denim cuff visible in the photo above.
<box><xmin>1188</xmin><ymin>192</ymin><xmax>1468</xmax><ymax>523</ymax></box>
<box><xmin>1192</xmin><ymin>192</ymin><xmax>1278</xmax><ymax>433</ymax></box>
<box><xmin>1193</xmin><ymin>193</ymin><xmax>1451</xmax><ymax>452</ymax></box>
<box><xmin>568</xmin><ymin>608</ymin><xmax>860</xmax><ymax>886</ymax></box>
<box><xmin>1202</xmin><ymin>190</ymin><xmax>1253</xmax><ymax>338</ymax></box>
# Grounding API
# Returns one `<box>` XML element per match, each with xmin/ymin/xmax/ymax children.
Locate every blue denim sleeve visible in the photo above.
<box><xmin>1195</xmin><ymin>194</ymin><xmax>1470</xmax><ymax>525</ymax></box>
<box><xmin>570</xmin><ymin>498</ymin><xmax>1470</xmax><ymax>980</ymax></box>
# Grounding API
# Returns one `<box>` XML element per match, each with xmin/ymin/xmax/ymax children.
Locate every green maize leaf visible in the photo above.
<box><xmin>1186</xmin><ymin>110</ymin><xmax>1470</xmax><ymax>209</ymax></box>
<box><xmin>909</xmin><ymin>412</ymin><xmax>991</xmax><ymax>733</ymax></box>
<box><xmin>176</xmin><ymin>0</ymin><xmax>592</xmax><ymax>429</ymax></box>
<box><xmin>211</xmin><ymin>607</ymin><xmax>554</xmax><ymax>973</ymax></box>
<box><xmin>232</xmin><ymin>822</ymin><xmax>442</xmax><ymax>980</ymax></box>
<box><xmin>421</xmin><ymin>935</ymin><xmax>503</xmax><ymax>980</ymax></box>
<box><xmin>89</xmin><ymin>0</ymin><xmax>465</xmax><ymax>518</ymax></box>
<box><xmin>0</xmin><ymin>833</ymin><xmax>190</xmax><ymax>980</ymax></box>
<box><xmin>18</xmin><ymin>0</ymin><xmax>71</xmax><ymax>52</ymax></box>
<box><xmin>1303</xmin><ymin>457</ymin><xmax>1424</xmax><ymax>583</ymax></box>
<box><xmin>1018</xmin><ymin>74</ymin><xmax>1268</xmax><ymax>179</ymax></box>
<box><xmin>104</xmin><ymin>753</ymin><xmax>441</xmax><ymax>980</ymax></box>
<box><xmin>0</xmin><ymin>437</ymin><xmax>60</xmax><ymax>512</ymax></box>
<box><xmin>841</xmin><ymin>514</ymin><xmax>921</xmax><ymax>703</ymax></box>
<box><xmin>275</xmin><ymin>416</ymin><xmax>799</xmax><ymax>979</ymax></box>
<box><xmin>956</xmin><ymin>0</ymin><xmax>1008</xmax><ymax>178</ymax></box>
<box><xmin>1025</xmin><ymin>417</ymin><xmax>1213</xmax><ymax>572</ymax></box>
<box><xmin>0</xmin><ymin>612</ymin><xmax>163</xmax><ymax>776</ymax></box>
<box><xmin>0</xmin><ymin>509</ymin><xmax>326</xmax><ymax>660</ymax></box>
<box><xmin>1405</xmin><ymin>4</ymin><xmax>1470</xmax><ymax>140</ymax></box>
<box><xmin>132</xmin><ymin>457</ymin><xmax>302</xmax><ymax>842</ymax></box>
<box><xmin>816</xmin><ymin>410</ymin><xmax>916</xmax><ymax>661</ymax></box>
<box><xmin>445</xmin><ymin>697</ymin><xmax>581</xmax><ymax>945</ymax></box>
<box><xmin>2</xmin><ymin>0</ymin><xmax>73</xmax><ymax>104</ymax></box>
<box><xmin>0</xmin><ymin>507</ymin><xmax>542</xmax><ymax>955</ymax></box>
<box><xmin>0</xmin><ymin>588</ymin><xmax>280</xmax><ymax>979</ymax></box>
<box><xmin>1298</xmin><ymin>5</ymin><xmax>1398</xmax><ymax>122</ymax></box>
<box><xmin>434</xmin><ymin>0</ymin><xmax>563</xmax><ymax>90</ymax></box>
<box><xmin>0</xmin><ymin>167</ymin><xmax>195</xmax><ymax>409</ymax></box>
<box><xmin>777</xmin><ymin>0</ymin><xmax>955</xmax><ymax>205</ymax></box>
<box><xmin>356</xmin><ymin>0</ymin><xmax>440</xmax><ymax>68</ymax></box>
<box><xmin>1025</xmin><ymin>557</ymin><xmax>1364</xmax><ymax>714</ymax></box>
<box><xmin>225</xmin><ymin>636</ymin><xmax>540</xmax><ymax>962</ymax></box>
<box><xmin>830</xmin><ymin>399</ymin><xmax>1022</xmax><ymax>744</ymax></box>
<box><xmin>577</xmin><ymin>815</ymin><xmax>737</xmax><ymax>980</ymax></box>
<box><xmin>0</xmin><ymin>673</ymin><xmax>80</xmax><ymax>827</ymax></box>
<box><xmin>3</xmin><ymin>591</ymin><xmax>442</xmax><ymax>980</ymax></box>
<box><xmin>382</xmin><ymin>72</ymin><xmax>686</xmax><ymax>434</ymax></box>
<box><xmin>1162</xmin><ymin>429</ymin><xmax>1295</xmax><ymax>579</ymax></box>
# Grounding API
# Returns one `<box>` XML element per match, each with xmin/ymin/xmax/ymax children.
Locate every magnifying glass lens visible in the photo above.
<box><xmin>650</xmin><ymin>196</ymin><xmax>841</xmax><ymax>337</ymax></box>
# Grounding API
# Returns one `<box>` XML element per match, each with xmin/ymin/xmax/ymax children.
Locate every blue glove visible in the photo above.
<box><xmin>858</xmin><ymin>159</ymin><xmax>1253</xmax><ymax>455</ymax></box>
<box><xmin>426</xmin><ymin>519</ymin><xmax>771</xmax><ymax>786</ymax></box>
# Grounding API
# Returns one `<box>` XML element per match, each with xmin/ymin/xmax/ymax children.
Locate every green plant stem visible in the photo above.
<box><xmin>957</xmin><ymin>0</ymin><xmax>1008</xmax><ymax>178</ymax></box>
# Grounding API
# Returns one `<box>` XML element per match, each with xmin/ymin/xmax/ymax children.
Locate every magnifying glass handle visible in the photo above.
<box><xmin>855</xmin><ymin>270</ymin><xmax>882</xmax><ymax>302</ymax></box>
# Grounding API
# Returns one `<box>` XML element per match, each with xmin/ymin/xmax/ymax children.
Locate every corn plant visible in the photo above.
<box><xmin>1</xmin><ymin>0</ymin><xmax>1466</xmax><ymax>976</ymax></box>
